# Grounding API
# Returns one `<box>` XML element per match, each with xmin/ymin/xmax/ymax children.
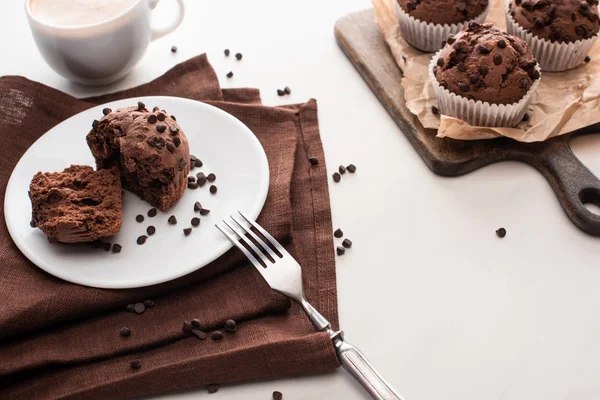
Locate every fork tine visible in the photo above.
<box><xmin>215</xmin><ymin>223</ymin><xmax>262</xmax><ymax>270</ymax></box>
<box><xmin>238</xmin><ymin>211</ymin><xmax>287</xmax><ymax>255</ymax></box>
<box><xmin>223</xmin><ymin>219</ymin><xmax>272</xmax><ymax>266</ymax></box>
<box><xmin>230</xmin><ymin>215</ymin><xmax>279</xmax><ymax>260</ymax></box>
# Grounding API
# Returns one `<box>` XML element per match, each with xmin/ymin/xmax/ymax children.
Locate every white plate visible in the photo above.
<box><xmin>4</xmin><ymin>96</ymin><xmax>269</xmax><ymax>289</ymax></box>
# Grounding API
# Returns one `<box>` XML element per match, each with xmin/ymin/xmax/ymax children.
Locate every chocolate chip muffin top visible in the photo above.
<box><xmin>433</xmin><ymin>23</ymin><xmax>540</xmax><ymax>105</ymax></box>
<box><xmin>397</xmin><ymin>0</ymin><xmax>489</xmax><ymax>25</ymax></box>
<box><xmin>509</xmin><ymin>0</ymin><xmax>599</xmax><ymax>43</ymax></box>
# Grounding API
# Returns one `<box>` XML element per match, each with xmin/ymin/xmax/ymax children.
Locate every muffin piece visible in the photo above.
<box><xmin>509</xmin><ymin>0</ymin><xmax>599</xmax><ymax>43</ymax></box>
<box><xmin>433</xmin><ymin>23</ymin><xmax>540</xmax><ymax>105</ymax></box>
<box><xmin>398</xmin><ymin>0</ymin><xmax>489</xmax><ymax>25</ymax></box>
<box><xmin>395</xmin><ymin>0</ymin><xmax>491</xmax><ymax>52</ymax></box>
<box><xmin>29</xmin><ymin>165</ymin><xmax>122</xmax><ymax>243</ymax></box>
<box><xmin>507</xmin><ymin>0</ymin><xmax>599</xmax><ymax>71</ymax></box>
<box><xmin>87</xmin><ymin>105</ymin><xmax>190</xmax><ymax>211</ymax></box>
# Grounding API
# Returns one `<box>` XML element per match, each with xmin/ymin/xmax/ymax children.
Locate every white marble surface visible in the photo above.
<box><xmin>3</xmin><ymin>1</ymin><xmax>600</xmax><ymax>399</ymax></box>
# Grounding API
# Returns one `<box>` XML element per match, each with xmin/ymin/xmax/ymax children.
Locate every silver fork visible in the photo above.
<box><xmin>216</xmin><ymin>212</ymin><xmax>403</xmax><ymax>400</ymax></box>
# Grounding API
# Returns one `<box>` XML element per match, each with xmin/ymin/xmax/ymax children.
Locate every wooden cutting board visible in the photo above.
<box><xmin>335</xmin><ymin>9</ymin><xmax>600</xmax><ymax>236</ymax></box>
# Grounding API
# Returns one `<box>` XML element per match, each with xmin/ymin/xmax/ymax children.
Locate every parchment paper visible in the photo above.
<box><xmin>372</xmin><ymin>0</ymin><xmax>600</xmax><ymax>142</ymax></box>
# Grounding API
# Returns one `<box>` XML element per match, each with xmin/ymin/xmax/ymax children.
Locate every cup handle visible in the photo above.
<box><xmin>148</xmin><ymin>0</ymin><xmax>185</xmax><ymax>41</ymax></box>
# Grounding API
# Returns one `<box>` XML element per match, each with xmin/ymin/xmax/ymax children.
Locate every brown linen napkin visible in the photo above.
<box><xmin>0</xmin><ymin>54</ymin><xmax>339</xmax><ymax>399</ymax></box>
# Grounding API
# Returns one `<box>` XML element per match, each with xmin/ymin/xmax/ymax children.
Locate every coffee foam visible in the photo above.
<box><xmin>30</xmin><ymin>0</ymin><xmax>138</xmax><ymax>27</ymax></box>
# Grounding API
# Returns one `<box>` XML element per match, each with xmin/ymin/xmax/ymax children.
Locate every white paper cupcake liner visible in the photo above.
<box><xmin>505</xmin><ymin>0</ymin><xmax>598</xmax><ymax>72</ymax></box>
<box><xmin>429</xmin><ymin>51</ymin><xmax>541</xmax><ymax>127</ymax></box>
<box><xmin>394</xmin><ymin>1</ymin><xmax>491</xmax><ymax>53</ymax></box>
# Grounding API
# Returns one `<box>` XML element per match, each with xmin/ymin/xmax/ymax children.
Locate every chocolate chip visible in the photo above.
<box><xmin>173</xmin><ymin>136</ymin><xmax>181</xmax><ymax>147</ymax></box>
<box><xmin>334</xmin><ymin>228</ymin><xmax>343</xmax><ymax>238</ymax></box>
<box><xmin>194</xmin><ymin>201</ymin><xmax>202</xmax><ymax>211</ymax></box>
<box><xmin>170</xmin><ymin>115</ymin><xmax>176</xmax><ymax>121</ymax></box>
<box><xmin>194</xmin><ymin>159</ymin><xmax>203</xmax><ymax>168</ymax></box>
<box><xmin>347</xmin><ymin>164</ymin><xmax>357</xmax><ymax>173</ymax></box>
<box><xmin>134</xmin><ymin>302</ymin><xmax>146</xmax><ymax>314</ymax></box>
<box><xmin>30</xmin><ymin>220</ymin><xmax>36</xmax><ymax>228</ymax></box>
<box><xmin>468</xmin><ymin>21</ymin><xmax>480</xmax><ymax>29</ymax></box>
<box><xmin>333</xmin><ymin>172</ymin><xmax>341</xmax><ymax>182</ymax></box>
<box><xmin>207</xmin><ymin>173</ymin><xmax>216</xmax><ymax>182</ymax></box>
<box><xmin>277</xmin><ymin>89</ymin><xmax>285</xmax><ymax>96</ymax></box>
<box><xmin>120</xmin><ymin>327</ymin><xmax>131</xmax><ymax>337</ymax></box>
<box><xmin>171</xmin><ymin>46</ymin><xmax>177</xmax><ymax>53</ymax></box>
<box><xmin>200</xmin><ymin>208</ymin><xmax>211</xmax><ymax>216</ymax></box>
<box><xmin>168</xmin><ymin>215</ymin><xmax>177</xmax><ymax>224</ymax></box>
<box><xmin>170</xmin><ymin>126</ymin><xmax>179</xmax><ymax>135</ymax></box>
<box><xmin>130</xmin><ymin>360</ymin><xmax>142</xmax><ymax>370</ymax></box>
<box><xmin>520</xmin><ymin>79</ymin><xmax>529</xmax><ymax>89</ymax></box>
<box><xmin>210</xmin><ymin>185</ymin><xmax>218</xmax><ymax>194</ymax></box>
<box><xmin>192</xmin><ymin>329</ymin><xmax>207</xmax><ymax>340</ymax></box>
<box><xmin>157</xmin><ymin>113</ymin><xmax>166</xmax><ymax>121</ymax></box>
<box><xmin>585</xmin><ymin>56</ymin><xmax>591</xmax><ymax>63</ymax></box>
<box><xmin>437</xmin><ymin>58</ymin><xmax>444</xmax><ymax>67</ymax></box>
<box><xmin>156</xmin><ymin>125</ymin><xmax>166</xmax><ymax>133</ymax></box>
<box><xmin>182</xmin><ymin>321</ymin><xmax>193</xmax><ymax>332</ymax></box>
<box><xmin>153</xmin><ymin>106</ymin><xmax>160</xmax><ymax>112</ymax></box>
<box><xmin>146</xmin><ymin>226</ymin><xmax>156</xmax><ymax>235</ymax></box>
<box><xmin>226</xmin><ymin>71</ymin><xmax>234</xmax><ymax>78</ymax></box>
<box><xmin>478</xmin><ymin>65</ymin><xmax>489</xmax><ymax>76</ymax></box>
<box><xmin>447</xmin><ymin>36</ymin><xmax>456</xmax><ymax>44</ymax></box>
<box><xmin>458</xmin><ymin>82</ymin><xmax>470</xmax><ymax>92</ymax></box>
<box><xmin>136</xmin><ymin>235</ymin><xmax>147</xmax><ymax>245</ymax></box>
<box><xmin>431</xmin><ymin>105</ymin><xmax>440</xmax><ymax>115</ymax></box>
<box><xmin>534</xmin><ymin>17</ymin><xmax>545</xmax><ymax>29</ymax></box>
<box><xmin>522</xmin><ymin>113</ymin><xmax>530</xmax><ymax>122</ymax></box>
<box><xmin>339</xmin><ymin>165</ymin><xmax>346</xmax><ymax>174</ymax></box>
<box><xmin>92</xmin><ymin>119</ymin><xmax>99</xmax><ymax>129</ymax></box>
<box><xmin>496</xmin><ymin>228</ymin><xmax>506</xmax><ymax>238</ymax></box>
<box><xmin>342</xmin><ymin>238</ymin><xmax>352</xmax><ymax>248</ymax></box>
<box><xmin>102</xmin><ymin>107</ymin><xmax>112</xmax><ymax>115</ymax></box>
<box><xmin>224</xmin><ymin>49</ymin><xmax>230</xmax><ymax>56</ymax></box>
<box><xmin>188</xmin><ymin>182</ymin><xmax>198</xmax><ymax>189</ymax></box>
<box><xmin>336</xmin><ymin>246</ymin><xmax>345</xmax><ymax>256</ymax></box>
<box><xmin>211</xmin><ymin>331</ymin><xmax>224</xmax><ymax>340</ymax></box>
<box><xmin>191</xmin><ymin>319</ymin><xmax>202</xmax><ymax>329</ymax></box>
<box><xmin>112</xmin><ymin>244</ymin><xmax>122</xmax><ymax>253</ymax></box>
<box><xmin>407</xmin><ymin>1</ymin><xmax>416</xmax><ymax>11</ymax></box>
<box><xmin>143</xmin><ymin>300</ymin><xmax>155</xmax><ymax>308</ymax></box>
<box><xmin>207</xmin><ymin>384</ymin><xmax>219</xmax><ymax>394</ymax></box>
<box><xmin>191</xmin><ymin>217</ymin><xmax>200</xmax><ymax>227</ymax></box>
<box><xmin>147</xmin><ymin>114</ymin><xmax>157</xmax><ymax>124</ymax></box>
<box><xmin>235</xmin><ymin>53</ymin><xmax>242</xmax><ymax>60</ymax></box>
<box><xmin>497</xmin><ymin>39</ymin><xmax>507</xmax><ymax>48</ymax></box>
<box><xmin>309</xmin><ymin>157</ymin><xmax>319</xmax><ymax>165</ymax></box>
<box><xmin>146</xmin><ymin>208</ymin><xmax>157</xmax><ymax>217</ymax></box>
<box><xmin>477</xmin><ymin>44</ymin><xmax>491</xmax><ymax>54</ymax></box>
<box><xmin>273</xmin><ymin>391</ymin><xmax>283</xmax><ymax>400</ymax></box>
<box><xmin>468</xmin><ymin>74</ymin><xmax>479</xmax><ymax>84</ymax></box>
<box><xmin>166</xmin><ymin>142</ymin><xmax>175</xmax><ymax>153</ymax></box>
<box><xmin>137</xmin><ymin>101</ymin><xmax>145</xmax><ymax>111</ymax></box>
<box><xmin>126</xmin><ymin>304</ymin><xmax>135</xmax><ymax>312</ymax></box>
<box><xmin>225</xmin><ymin>319</ymin><xmax>237</xmax><ymax>332</ymax></box>
<box><xmin>183</xmin><ymin>228</ymin><xmax>192</xmax><ymax>236</ymax></box>
<box><xmin>136</xmin><ymin>214</ymin><xmax>144</xmax><ymax>223</ymax></box>
<box><xmin>197</xmin><ymin>174</ymin><xmax>207</xmax><ymax>187</ymax></box>
<box><xmin>103</xmin><ymin>242</ymin><xmax>111</xmax><ymax>252</ymax></box>
<box><xmin>284</xmin><ymin>86</ymin><xmax>291</xmax><ymax>95</ymax></box>
<box><xmin>493</xmin><ymin>54</ymin><xmax>502</xmax><ymax>65</ymax></box>
<box><xmin>457</xmin><ymin>62</ymin><xmax>467</xmax><ymax>72</ymax></box>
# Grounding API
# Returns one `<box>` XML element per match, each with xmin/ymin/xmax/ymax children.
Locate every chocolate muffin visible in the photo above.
<box><xmin>398</xmin><ymin>0</ymin><xmax>489</xmax><ymax>25</ymax></box>
<box><xmin>431</xmin><ymin>23</ymin><xmax>540</xmax><ymax>127</ymax></box>
<box><xmin>508</xmin><ymin>0</ymin><xmax>599</xmax><ymax>43</ymax></box>
<box><xmin>87</xmin><ymin>105</ymin><xmax>190</xmax><ymax>211</ymax></box>
<box><xmin>29</xmin><ymin>165</ymin><xmax>122</xmax><ymax>243</ymax></box>
<box><xmin>506</xmin><ymin>0</ymin><xmax>599</xmax><ymax>71</ymax></box>
<box><xmin>396</xmin><ymin>0</ymin><xmax>491</xmax><ymax>52</ymax></box>
<box><xmin>433</xmin><ymin>23</ymin><xmax>540</xmax><ymax>105</ymax></box>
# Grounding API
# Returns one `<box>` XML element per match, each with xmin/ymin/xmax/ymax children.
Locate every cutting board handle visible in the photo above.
<box><xmin>535</xmin><ymin>139</ymin><xmax>600</xmax><ymax>235</ymax></box>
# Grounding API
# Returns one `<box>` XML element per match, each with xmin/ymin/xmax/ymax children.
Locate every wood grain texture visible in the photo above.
<box><xmin>335</xmin><ymin>9</ymin><xmax>600</xmax><ymax>235</ymax></box>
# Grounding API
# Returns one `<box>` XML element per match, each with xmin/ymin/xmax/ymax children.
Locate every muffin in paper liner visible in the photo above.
<box><xmin>394</xmin><ymin>1</ymin><xmax>491</xmax><ymax>53</ymax></box>
<box><xmin>429</xmin><ymin>51</ymin><xmax>541</xmax><ymax>128</ymax></box>
<box><xmin>505</xmin><ymin>0</ymin><xmax>598</xmax><ymax>72</ymax></box>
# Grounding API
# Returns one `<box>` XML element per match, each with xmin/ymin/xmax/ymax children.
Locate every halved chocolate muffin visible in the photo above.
<box><xmin>29</xmin><ymin>165</ymin><xmax>122</xmax><ymax>243</ymax></box>
<box><xmin>87</xmin><ymin>104</ymin><xmax>190</xmax><ymax>211</ymax></box>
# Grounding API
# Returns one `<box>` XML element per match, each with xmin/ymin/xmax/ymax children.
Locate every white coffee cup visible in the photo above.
<box><xmin>25</xmin><ymin>0</ymin><xmax>185</xmax><ymax>86</ymax></box>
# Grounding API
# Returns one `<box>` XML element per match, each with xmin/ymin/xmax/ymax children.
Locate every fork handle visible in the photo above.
<box><xmin>335</xmin><ymin>338</ymin><xmax>403</xmax><ymax>400</ymax></box>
